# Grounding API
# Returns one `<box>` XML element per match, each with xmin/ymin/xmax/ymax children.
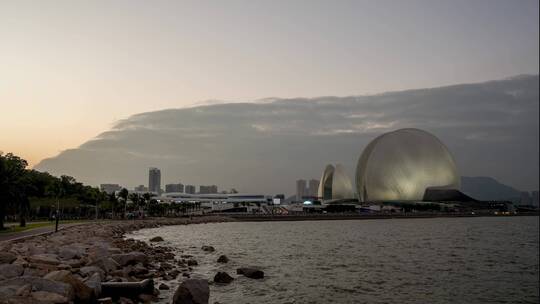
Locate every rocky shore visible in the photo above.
<box><xmin>0</xmin><ymin>216</ymin><xmax>237</xmax><ymax>304</ymax></box>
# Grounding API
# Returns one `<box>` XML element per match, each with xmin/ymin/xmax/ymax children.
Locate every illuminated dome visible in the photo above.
<box><xmin>318</xmin><ymin>164</ymin><xmax>354</xmax><ymax>200</ymax></box>
<box><xmin>356</xmin><ymin>128</ymin><xmax>460</xmax><ymax>201</ymax></box>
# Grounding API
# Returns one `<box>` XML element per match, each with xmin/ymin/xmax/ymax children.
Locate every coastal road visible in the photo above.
<box><xmin>0</xmin><ymin>222</ymin><xmax>87</xmax><ymax>243</ymax></box>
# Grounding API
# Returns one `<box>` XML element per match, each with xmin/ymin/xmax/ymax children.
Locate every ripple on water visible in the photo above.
<box><xmin>126</xmin><ymin>217</ymin><xmax>539</xmax><ymax>304</ymax></box>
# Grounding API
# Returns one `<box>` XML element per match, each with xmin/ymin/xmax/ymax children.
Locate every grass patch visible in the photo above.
<box><xmin>0</xmin><ymin>222</ymin><xmax>54</xmax><ymax>234</ymax></box>
<box><xmin>0</xmin><ymin>219</ymin><xmax>95</xmax><ymax>234</ymax></box>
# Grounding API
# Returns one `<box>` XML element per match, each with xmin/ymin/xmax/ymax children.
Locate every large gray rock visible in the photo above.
<box><xmin>0</xmin><ymin>285</ymin><xmax>18</xmax><ymax>297</ymax></box>
<box><xmin>31</xmin><ymin>290</ymin><xmax>69</xmax><ymax>303</ymax></box>
<box><xmin>201</xmin><ymin>246</ymin><xmax>215</xmax><ymax>252</ymax></box>
<box><xmin>88</xmin><ymin>245</ymin><xmax>110</xmax><ymax>262</ymax></box>
<box><xmin>0</xmin><ymin>276</ymin><xmax>74</xmax><ymax>300</ymax></box>
<box><xmin>0</xmin><ymin>263</ymin><xmax>24</xmax><ymax>279</ymax></box>
<box><xmin>84</xmin><ymin>272</ymin><xmax>102</xmax><ymax>298</ymax></box>
<box><xmin>89</xmin><ymin>257</ymin><xmax>120</xmax><ymax>273</ymax></box>
<box><xmin>216</xmin><ymin>255</ymin><xmax>229</xmax><ymax>263</ymax></box>
<box><xmin>172</xmin><ymin>279</ymin><xmax>209</xmax><ymax>304</ymax></box>
<box><xmin>80</xmin><ymin>266</ymin><xmax>106</xmax><ymax>280</ymax></box>
<box><xmin>213</xmin><ymin>272</ymin><xmax>234</xmax><ymax>284</ymax></box>
<box><xmin>110</xmin><ymin>252</ymin><xmax>148</xmax><ymax>266</ymax></box>
<box><xmin>0</xmin><ymin>252</ymin><xmax>17</xmax><ymax>264</ymax></box>
<box><xmin>149</xmin><ymin>236</ymin><xmax>164</xmax><ymax>242</ymax></box>
<box><xmin>28</xmin><ymin>253</ymin><xmax>61</xmax><ymax>265</ymax></box>
<box><xmin>16</xmin><ymin>284</ymin><xmax>32</xmax><ymax>297</ymax></box>
<box><xmin>44</xmin><ymin>270</ymin><xmax>94</xmax><ymax>303</ymax></box>
<box><xmin>236</xmin><ymin>267</ymin><xmax>264</xmax><ymax>279</ymax></box>
<box><xmin>58</xmin><ymin>245</ymin><xmax>85</xmax><ymax>260</ymax></box>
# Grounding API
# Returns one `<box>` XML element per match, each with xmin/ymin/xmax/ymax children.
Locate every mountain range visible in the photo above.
<box><xmin>460</xmin><ymin>176</ymin><xmax>523</xmax><ymax>201</ymax></box>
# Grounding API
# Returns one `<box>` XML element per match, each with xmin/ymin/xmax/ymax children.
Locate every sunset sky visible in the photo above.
<box><xmin>1</xmin><ymin>0</ymin><xmax>538</xmax><ymax>167</ymax></box>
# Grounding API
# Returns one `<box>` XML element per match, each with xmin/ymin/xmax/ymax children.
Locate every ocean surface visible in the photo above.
<box><xmin>127</xmin><ymin>216</ymin><xmax>539</xmax><ymax>304</ymax></box>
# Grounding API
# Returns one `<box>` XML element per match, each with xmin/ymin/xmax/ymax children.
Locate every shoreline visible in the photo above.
<box><xmin>0</xmin><ymin>216</ymin><xmax>234</xmax><ymax>303</ymax></box>
<box><xmin>227</xmin><ymin>212</ymin><xmax>539</xmax><ymax>222</ymax></box>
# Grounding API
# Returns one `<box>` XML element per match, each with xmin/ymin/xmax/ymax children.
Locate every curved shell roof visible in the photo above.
<box><xmin>318</xmin><ymin>164</ymin><xmax>354</xmax><ymax>200</ymax></box>
<box><xmin>356</xmin><ymin>128</ymin><xmax>460</xmax><ymax>201</ymax></box>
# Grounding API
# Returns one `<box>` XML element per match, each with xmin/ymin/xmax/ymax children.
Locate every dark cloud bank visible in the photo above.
<box><xmin>35</xmin><ymin>75</ymin><xmax>539</xmax><ymax>195</ymax></box>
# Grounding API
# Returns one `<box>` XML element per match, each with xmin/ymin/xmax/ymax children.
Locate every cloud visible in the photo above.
<box><xmin>35</xmin><ymin>75</ymin><xmax>539</xmax><ymax>194</ymax></box>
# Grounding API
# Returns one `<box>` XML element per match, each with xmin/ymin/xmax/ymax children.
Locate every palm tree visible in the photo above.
<box><xmin>128</xmin><ymin>193</ymin><xmax>140</xmax><ymax>218</ymax></box>
<box><xmin>118</xmin><ymin>188</ymin><xmax>129</xmax><ymax>219</ymax></box>
<box><xmin>142</xmin><ymin>192</ymin><xmax>151</xmax><ymax>217</ymax></box>
<box><xmin>108</xmin><ymin>192</ymin><xmax>118</xmax><ymax>219</ymax></box>
<box><xmin>47</xmin><ymin>179</ymin><xmax>65</xmax><ymax>227</ymax></box>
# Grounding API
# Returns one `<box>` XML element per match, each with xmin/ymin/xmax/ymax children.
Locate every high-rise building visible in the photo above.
<box><xmin>165</xmin><ymin>183</ymin><xmax>184</xmax><ymax>193</ymax></box>
<box><xmin>148</xmin><ymin>167</ymin><xmax>161</xmax><ymax>194</ymax></box>
<box><xmin>100</xmin><ymin>184</ymin><xmax>121</xmax><ymax>194</ymax></box>
<box><xmin>308</xmin><ymin>179</ymin><xmax>320</xmax><ymax>197</ymax></box>
<box><xmin>296</xmin><ymin>179</ymin><xmax>306</xmax><ymax>201</ymax></box>
<box><xmin>532</xmin><ymin>190</ymin><xmax>539</xmax><ymax>208</ymax></box>
<box><xmin>199</xmin><ymin>185</ymin><xmax>218</xmax><ymax>194</ymax></box>
<box><xmin>185</xmin><ymin>185</ymin><xmax>196</xmax><ymax>194</ymax></box>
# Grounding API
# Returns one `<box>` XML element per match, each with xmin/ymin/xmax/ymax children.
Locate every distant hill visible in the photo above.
<box><xmin>461</xmin><ymin>176</ymin><xmax>521</xmax><ymax>202</ymax></box>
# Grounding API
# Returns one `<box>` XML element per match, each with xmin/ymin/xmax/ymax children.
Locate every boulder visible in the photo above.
<box><xmin>108</xmin><ymin>247</ymin><xmax>122</xmax><ymax>255</ymax></box>
<box><xmin>31</xmin><ymin>291</ymin><xmax>69</xmax><ymax>303</ymax></box>
<box><xmin>65</xmin><ymin>259</ymin><xmax>83</xmax><ymax>268</ymax></box>
<box><xmin>158</xmin><ymin>283</ymin><xmax>170</xmax><ymax>290</ymax></box>
<box><xmin>168</xmin><ymin>269</ymin><xmax>180</xmax><ymax>279</ymax></box>
<box><xmin>149</xmin><ymin>236</ymin><xmax>164</xmax><ymax>242</ymax></box>
<box><xmin>23</xmin><ymin>266</ymin><xmax>48</xmax><ymax>277</ymax></box>
<box><xmin>57</xmin><ymin>264</ymin><xmax>72</xmax><ymax>271</ymax></box>
<box><xmin>89</xmin><ymin>257</ymin><xmax>120</xmax><ymax>273</ymax></box>
<box><xmin>187</xmin><ymin>259</ymin><xmax>198</xmax><ymax>266</ymax></box>
<box><xmin>0</xmin><ymin>276</ymin><xmax>74</xmax><ymax>300</ymax></box>
<box><xmin>0</xmin><ymin>285</ymin><xmax>18</xmax><ymax>298</ymax></box>
<box><xmin>130</xmin><ymin>263</ymin><xmax>149</xmax><ymax>276</ymax></box>
<box><xmin>84</xmin><ymin>272</ymin><xmax>102</xmax><ymax>298</ymax></box>
<box><xmin>216</xmin><ymin>255</ymin><xmax>229</xmax><ymax>263</ymax></box>
<box><xmin>0</xmin><ymin>263</ymin><xmax>24</xmax><ymax>279</ymax></box>
<box><xmin>16</xmin><ymin>284</ymin><xmax>32</xmax><ymax>297</ymax></box>
<box><xmin>58</xmin><ymin>245</ymin><xmax>84</xmax><ymax>260</ymax></box>
<box><xmin>12</xmin><ymin>257</ymin><xmax>29</xmax><ymax>267</ymax></box>
<box><xmin>213</xmin><ymin>272</ymin><xmax>234</xmax><ymax>284</ymax></box>
<box><xmin>172</xmin><ymin>279</ymin><xmax>209</xmax><ymax>304</ymax></box>
<box><xmin>0</xmin><ymin>252</ymin><xmax>17</xmax><ymax>264</ymax></box>
<box><xmin>201</xmin><ymin>246</ymin><xmax>215</xmax><ymax>252</ymax></box>
<box><xmin>111</xmin><ymin>252</ymin><xmax>148</xmax><ymax>266</ymax></box>
<box><xmin>27</xmin><ymin>253</ymin><xmax>61</xmax><ymax>265</ymax></box>
<box><xmin>44</xmin><ymin>270</ymin><xmax>94</xmax><ymax>303</ymax></box>
<box><xmin>88</xmin><ymin>245</ymin><xmax>109</xmax><ymax>262</ymax></box>
<box><xmin>80</xmin><ymin>266</ymin><xmax>106</xmax><ymax>280</ymax></box>
<box><xmin>236</xmin><ymin>268</ymin><xmax>264</xmax><ymax>279</ymax></box>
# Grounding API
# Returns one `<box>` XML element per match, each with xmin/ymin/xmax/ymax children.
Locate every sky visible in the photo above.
<box><xmin>0</xmin><ymin>0</ymin><xmax>538</xmax><ymax>168</ymax></box>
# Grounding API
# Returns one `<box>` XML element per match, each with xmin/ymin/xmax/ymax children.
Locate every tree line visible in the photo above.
<box><xmin>1</xmin><ymin>152</ymin><xmax>194</xmax><ymax>230</ymax></box>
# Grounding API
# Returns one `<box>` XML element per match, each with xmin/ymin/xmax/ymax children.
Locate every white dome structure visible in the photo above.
<box><xmin>318</xmin><ymin>164</ymin><xmax>354</xmax><ymax>200</ymax></box>
<box><xmin>356</xmin><ymin>128</ymin><xmax>460</xmax><ymax>202</ymax></box>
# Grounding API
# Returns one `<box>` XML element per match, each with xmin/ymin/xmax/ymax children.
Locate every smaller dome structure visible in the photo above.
<box><xmin>317</xmin><ymin>164</ymin><xmax>354</xmax><ymax>201</ymax></box>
